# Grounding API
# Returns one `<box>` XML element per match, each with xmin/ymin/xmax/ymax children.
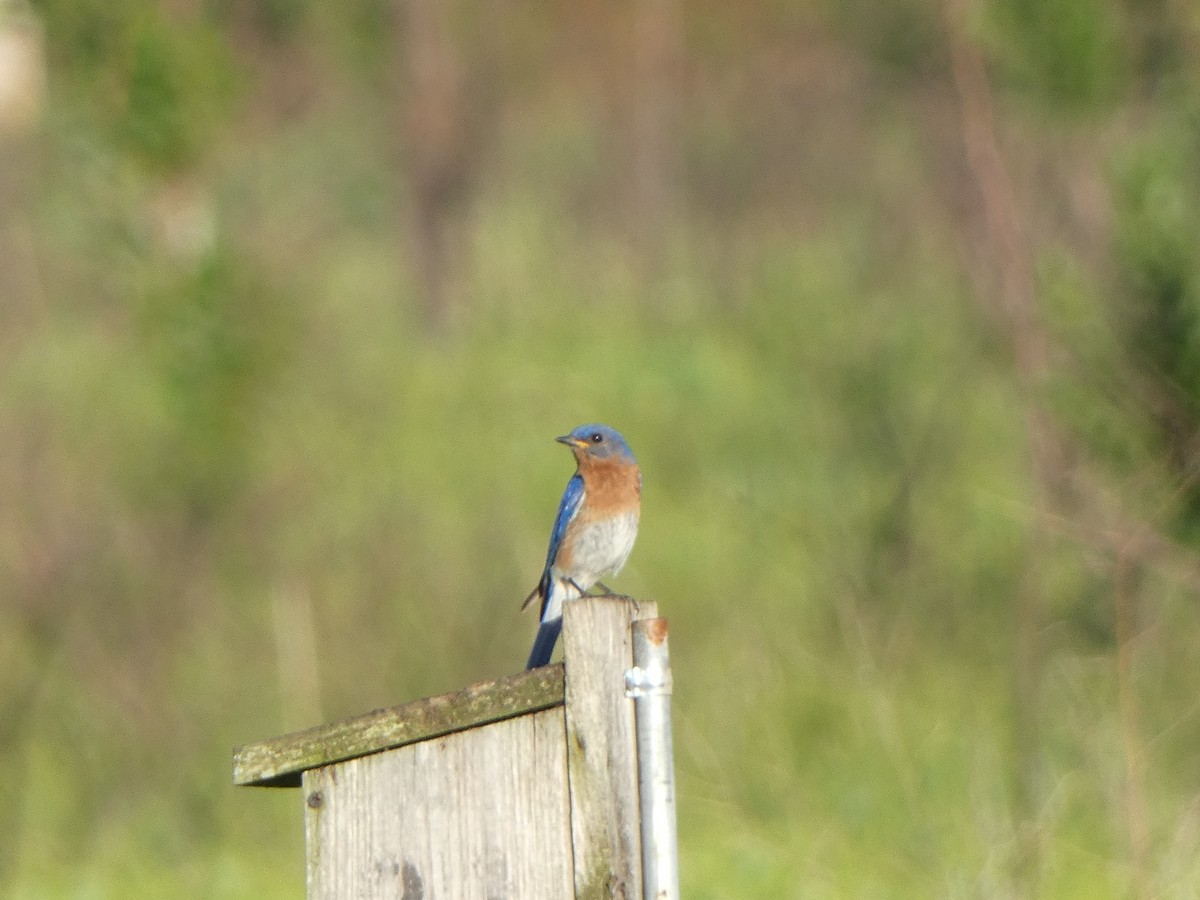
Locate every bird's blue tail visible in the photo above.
<box><xmin>525</xmin><ymin>617</ymin><xmax>563</xmax><ymax>670</ymax></box>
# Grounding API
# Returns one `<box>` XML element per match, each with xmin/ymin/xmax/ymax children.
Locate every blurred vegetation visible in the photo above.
<box><xmin>1</xmin><ymin>0</ymin><xmax>1199</xmax><ymax>896</ymax></box>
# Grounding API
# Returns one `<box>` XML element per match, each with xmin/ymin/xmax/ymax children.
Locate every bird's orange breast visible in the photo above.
<box><xmin>577</xmin><ymin>456</ymin><xmax>642</xmax><ymax>515</ymax></box>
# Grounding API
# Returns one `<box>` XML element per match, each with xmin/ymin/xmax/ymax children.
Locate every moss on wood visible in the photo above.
<box><xmin>233</xmin><ymin>664</ymin><xmax>565</xmax><ymax>787</ymax></box>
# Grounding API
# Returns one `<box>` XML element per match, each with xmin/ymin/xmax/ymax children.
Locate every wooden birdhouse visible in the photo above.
<box><xmin>234</xmin><ymin>597</ymin><xmax>678</xmax><ymax>900</ymax></box>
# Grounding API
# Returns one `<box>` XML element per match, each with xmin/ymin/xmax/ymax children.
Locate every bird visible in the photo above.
<box><xmin>523</xmin><ymin>423</ymin><xmax>641</xmax><ymax>669</ymax></box>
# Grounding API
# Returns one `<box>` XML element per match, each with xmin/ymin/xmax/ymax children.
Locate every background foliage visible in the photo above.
<box><xmin>1</xmin><ymin>0</ymin><xmax>1198</xmax><ymax>896</ymax></box>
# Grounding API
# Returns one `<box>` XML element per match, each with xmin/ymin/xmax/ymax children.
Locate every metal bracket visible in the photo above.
<box><xmin>624</xmin><ymin>664</ymin><xmax>673</xmax><ymax>698</ymax></box>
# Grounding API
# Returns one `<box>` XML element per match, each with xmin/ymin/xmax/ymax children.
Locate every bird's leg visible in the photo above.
<box><xmin>572</xmin><ymin>580</ymin><xmax>611</xmax><ymax>596</ymax></box>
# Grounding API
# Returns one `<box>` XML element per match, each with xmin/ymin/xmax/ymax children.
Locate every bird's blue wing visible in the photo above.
<box><xmin>544</xmin><ymin>473</ymin><xmax>585</xmax><ymax>571</ymax></box>
<box><xmin>522</xmin><ymin>473</ymin><xmax>585</xmax><ymax>619</ymax></box>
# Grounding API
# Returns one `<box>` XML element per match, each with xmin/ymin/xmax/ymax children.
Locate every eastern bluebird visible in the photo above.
<box><xmin>523</xmin><ymin>423</ymin><xmax>642</xmax><ymax>669</ymax></box>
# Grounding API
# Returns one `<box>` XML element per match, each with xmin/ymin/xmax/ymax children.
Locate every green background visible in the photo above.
<box><xmin>1</xmin><ymin>0</ymin><xmax>1198</xmax><ymax>896</ymax></box>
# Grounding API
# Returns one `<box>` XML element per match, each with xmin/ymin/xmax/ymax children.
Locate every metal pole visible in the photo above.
<box><xmin>626</xmin><ymin>617</ymin><xmax>679</xmax><ymax>900</ymax></box>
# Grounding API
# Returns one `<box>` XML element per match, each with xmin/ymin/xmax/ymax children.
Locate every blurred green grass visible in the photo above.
<box><xmin>2</xmin><ymin>1</ymin><xmax>1200</xmax><ymax>897</ymax></box>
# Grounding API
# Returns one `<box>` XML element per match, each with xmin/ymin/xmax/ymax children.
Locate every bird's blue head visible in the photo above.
<box><xmin>556</xmin><ymin>423</ymin><xmax>636</xmax><ymax>463</ymax></box>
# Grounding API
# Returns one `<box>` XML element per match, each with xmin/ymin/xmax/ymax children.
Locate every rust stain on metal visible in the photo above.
<box><xmin>644</xmin><ymin>617</ymin><xmax>669</xmax><ymax>645</ymax></box>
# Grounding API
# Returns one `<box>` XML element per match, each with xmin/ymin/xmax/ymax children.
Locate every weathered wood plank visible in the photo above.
<box><xmin>234</xmin><ymin>664</ymin><xmax>565</xmax><ymax>787</ymax></box>
<box><xmin>303</xmin><ymin>706</ymin><xmax>573</xmax><ymax>899</ymax></box>
<box><xmin>563</xmin><ymin>596</ymin><xmax>658</xmax><ymax>900</ymax></box>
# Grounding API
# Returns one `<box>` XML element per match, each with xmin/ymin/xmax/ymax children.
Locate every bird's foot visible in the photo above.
<box><xmin>594</xmin><ymin>586</ymin><xmax>639</xmax><ymax>613</ymax></box>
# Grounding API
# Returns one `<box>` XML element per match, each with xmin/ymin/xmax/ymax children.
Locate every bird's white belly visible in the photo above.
<box><xmin>561</xmin><ymin>511</ymin><xmax>639</xmax><ymax>589</ymax></box>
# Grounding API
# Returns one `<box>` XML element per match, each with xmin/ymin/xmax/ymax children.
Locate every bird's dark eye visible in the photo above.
<box><xmin>590</xmin><ymin>432</ymin><xmax>603</xmax><ymax>443</ymax></box>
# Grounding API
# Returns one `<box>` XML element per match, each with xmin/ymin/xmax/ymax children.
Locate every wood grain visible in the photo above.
<box><xmin>304</xmin><ymin>706</ymin><xmax>573</xmax><ymax>899</ymax></box>
<box><xmin>562</xmin><ymin>596</ymin><xmax>658</xmax><ymax>900</ymax></box>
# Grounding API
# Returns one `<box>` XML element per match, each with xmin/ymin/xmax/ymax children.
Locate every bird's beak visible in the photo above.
<box><xmin>556</xmin><ymin>434</ymin><xmax>585</xmax><ymax>449</ymax></box>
